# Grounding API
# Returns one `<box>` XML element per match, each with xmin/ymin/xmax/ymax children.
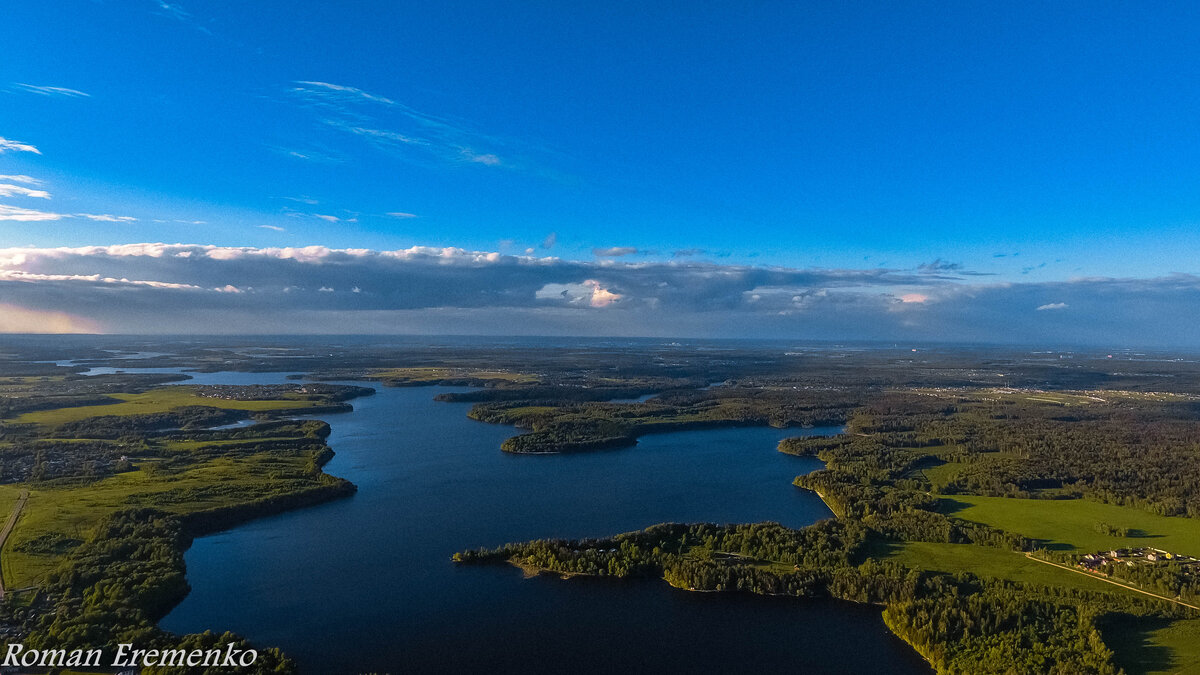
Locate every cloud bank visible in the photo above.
<box><xmin>594</xmin><ymin>246</ymin><xmax>639</xmax><ymax>258</ymax></box>
<box><xmin>1</xmin><ymin>243</ymin><xmax>1198</xmax><ymax>345</ymax></box>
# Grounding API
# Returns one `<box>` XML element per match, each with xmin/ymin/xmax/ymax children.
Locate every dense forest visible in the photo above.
<box><xmin>456</xmin><ymin>382</ymin><xmax>1200</xmax><ymax>674</ymax></box>
<box><xmin>457</xmin><ymin>521</ymin><xmax>1184</xmax><ymax>675</ymax></box>
<box><xmin>6</xmin><ymin>340</ymin><xmax>1200</xmax><ymax>673</ymax></box>
<box><xmin>467</xmin><ymin>389</ymin><xmax>855</xmax><ymax>453</ymax></box>
<box><xmin>27</xmin><ymin>509</ymin><xmax>297</xmax><ymax>673</ymax></box>
<box><xmin>788</xmin><ymin>391</ymin><xmax>1200</xmax><ymax>518</ymax></box>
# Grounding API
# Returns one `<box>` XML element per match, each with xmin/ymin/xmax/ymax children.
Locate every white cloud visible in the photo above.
<box><xmin>0</xmin><ymin>137</ymin><xmax>41</xmax><ymax>154</ymax></box>
<box><xmin>314</xmin><ymin>214</ymin><xmax>341</xmax><ymax>222</ymax></box>
<box><xmin>154</xmin><ymin>1</ymin><xmax>191</xmax><ymax>21</ymax></box>
<box><xmin>335</xmin><ymin>124</ymin><xmax>425</xmax><ymax>146</ymax></box>
<box><xmin>594</xmin><ymin>247</ymin><xmax>638</xmax><ymax>258</ymax></box>
<box><xmin>386</xmin><ymin>212</ymin><xmax>418</xmax><ymax>219</ymax></box>
<box><xmin>584</xmin><ymin>280</ymin><xmax>622</xmax><ymax>307</ymax></box>
<box><xmin>76</xmin><ymin>213</ymin><xmax>137</xmax><ymax>222</ymax></box>
<box><xmin>0</xmin><ymin>175</ymin><xmax>43</xmax><ymax>185</ymax></box>
<box><xmin>12</xmin><ymin>83</ymin><xmax>90</xmax><ymax>98</ymax></box>
<box><xmin>291</xmin><ymin>81</ymin><xmax>516</xmax><ymax>170</ymax></box>
<box><xmin>149</xmin><ymin>1</ymin><xmax>212</xmax><ymax>35</ymax></box>
<box><xmin>0</xmin><ymin>205</ymin><xmax>64</xmax><ymax>221</ymax></box>
<box><xmin>460</xmin><ymin>149</ymin><xmax>501</xmax><ymax>166</ymax></box>
<box><xmin>282</xmin><ymin>148</ymin><xmax>337</xmax><ymax>162</ymax></box>
<box><xmin>0</xmin><ymin>269</ymin><xmax>201</xmax><ymax>289</ymax></box>
<box><xmin>258</xmin><ymin>225</ymin><xmax>286</xmax><ymax>232</ymax></box>
<box><xmin>1036</xmin><ymin>302</ymin><xmax>1068</xmax><ymax>311</ymax></box>
<box><xmin>535</xmin><ymin>279</ymin><xmax>624</xmax><ymax>308</ymax></box>
<box><xmin>294</xmin><ymin>80</ymin><xmax>396</xmax><ymax>106</ymax></box>
<box><xmin>0</xmin><ymin>184</ymin><xmax>50</xmax><ymax>199</ymax></box>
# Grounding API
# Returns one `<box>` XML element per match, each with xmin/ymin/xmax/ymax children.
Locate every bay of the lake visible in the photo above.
<box><xmin>161</xmin><ymin>381</ymin><xmax>930</xmax><ymax>673</ymax></box>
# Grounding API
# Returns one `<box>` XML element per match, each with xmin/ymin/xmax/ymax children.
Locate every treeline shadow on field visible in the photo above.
<box><xmin>1099</xmin><ymin>616</ymin><xmax>1177</xmax><ymax>675</ymax></box>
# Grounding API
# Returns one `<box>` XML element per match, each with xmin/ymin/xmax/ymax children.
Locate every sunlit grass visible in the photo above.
<box><xmin>13</xmin><ymin>386</ymin><xmax>323</xmax><ymax>425</ymax></box>
<box><xmin>940</xmin><ymin>495</ymin><xmax>1200</xmax><ymax>556</ymax></box>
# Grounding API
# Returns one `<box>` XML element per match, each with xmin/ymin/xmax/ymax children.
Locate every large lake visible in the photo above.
<box><xmin>160</xmin><ymin>379</ymin><xmax>930</xmax><ymax>673</ymax></box>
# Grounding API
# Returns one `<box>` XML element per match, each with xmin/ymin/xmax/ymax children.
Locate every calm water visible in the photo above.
<box><xmin>161</xmin><ymin>381</ymin><xmax>930</xmax><ymax>674</ymax></box>
<box><xmin>78</xmin><ymin>367</ymin><xmax>305</xmax><ymax>385</ymax></box>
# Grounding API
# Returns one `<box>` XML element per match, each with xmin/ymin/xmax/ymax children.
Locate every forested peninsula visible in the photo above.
<box><xmin>454</xmin><ymin>379</ymin><xmax>1200</xmax><ymax>674</ymax></box>
<box><xmin>0</xmin><ymin>370</ymin><xmax>374</xmax><ymax>674</ymax></box>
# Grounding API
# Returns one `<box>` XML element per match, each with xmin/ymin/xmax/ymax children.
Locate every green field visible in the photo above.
<box><xmin>920</xmin><ymin>459</ymin><xmax>966</xmax><ymax>491</ymax></box>
<box><xmin>0</xmin><ymin>375</ymin><xmax>66</xmax><ymax>390</ymax></box>
<box><xmin>0</xmin><ymin>445</ymin><xmax>323</xmax><ymax>588</ymax></box>
<box><xmin>0</xmin><ymin>384</ymin><xmax>354</xmax><ymax>589</ymax></box>
<box><xmin>875</xmin><ymin>539</ymin><xmax>1200</xmax><ymax>673</ymax></box>
<box><xmin>12</xmin><ymin>386</ymin><xmax>323</xmax><ymax>425</ymax></box>
<box><xmin>877</xmin><ymin>495</ymin><xmax>1200</xmax><ymax>673</ymax></box>
<box><xmin>371</xmin><ymin>367</ymin><xmax>538</xmax><ymax>383</ymax></box>
<box><xmin>875</xmin><ymin>540</ymin><xmax>1150</xmax><ymax>599</ymax></box>
<box><xmin>1104</xmin><ymin>616</ymin><xmax>1200</xmax><ymax>675</ymax></box>
<box><xmin>939</xmin><ymin>495</ymin><xmax>1200</xmax><ymax>556</ymax></box>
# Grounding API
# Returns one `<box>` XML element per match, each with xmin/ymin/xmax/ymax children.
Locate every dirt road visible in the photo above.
<box><xmin>0</xmin><ymin>490</ymin><xmax>29</xmax><ymax>600</ymax></box>
<box><xmin>1024</xmin><ymin>552</ymin><xmax>1200</xmax><ymax>612</ymax></box>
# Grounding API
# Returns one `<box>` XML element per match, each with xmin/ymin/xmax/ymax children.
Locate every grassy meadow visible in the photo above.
<box><xmin>370</xmin><ymin>367</ymin><xmax>538</xmax><ymax>383</ymax></box>
<box><xmin>874</xmin><ymin>540</ymin><xmax>1138</xmax><ymax>595</ymax></box>
<box><xmin>940</xmin><ymin>495</ymin><xmax>1200</xmax><ymax>556</ymax></box>
<box><xmin>13</xmin><ymin>386</ymin><xmax>326</xmax><ymax>426</ymax></box>
<box><xmin>0</xmin><ymin>383</ymin><xmax>362</xmax><ymax>590</ymax></box>
<box><xmin>0</xmin><ymin>445</ymin><xmax>325</xmax><ymax>589</ymax></box>
<box><xmin>1104</xmin><ymin>616</ymin><xmax>1200</xmax><ymax>675</ymax></box>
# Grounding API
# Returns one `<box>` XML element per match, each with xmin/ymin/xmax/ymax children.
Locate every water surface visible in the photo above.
<box><xmin>78</xmin><ymin>367</ymin><xmax>304</xmax><ymax>385</ymax></box>
<box><xmin>162</xmin><ymin>381</ymin><xmax>929</xmax><ymax>673</ymax></box>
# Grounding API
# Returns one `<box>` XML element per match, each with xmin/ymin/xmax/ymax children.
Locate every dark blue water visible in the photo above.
<box><xmin>161</xmin><ymin>383</ymin><xmax>930</xmax><ymax>674</ymax></box>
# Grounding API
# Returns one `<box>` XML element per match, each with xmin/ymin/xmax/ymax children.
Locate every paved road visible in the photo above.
<box><xmin>1024</xmin><ymin>552</ymin><xmax>1200</xmax><ymax>612</ymax></box>
<box><xmin>0</xmin><ymin>490</ymin><xmax>29</xmax><ymax>600</ymax></box>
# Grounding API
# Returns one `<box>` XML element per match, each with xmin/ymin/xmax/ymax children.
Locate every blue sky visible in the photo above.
<box><xmin>2</xmin><ymin>2</ymin><xmax>1200</xmax><ymax>342</ymax></box>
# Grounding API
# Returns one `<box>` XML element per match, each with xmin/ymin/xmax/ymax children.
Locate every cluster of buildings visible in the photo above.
<box><xmin>1077</xmin><ymin>547</ymin><xmax>1199</xmax><ymax>574</ymax></box>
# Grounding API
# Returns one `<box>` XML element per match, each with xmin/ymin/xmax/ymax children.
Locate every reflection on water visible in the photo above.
<box><xmin>78</xmin><ymin>368</ymin><xmax>305</xmax><ymax>386</ymax></box>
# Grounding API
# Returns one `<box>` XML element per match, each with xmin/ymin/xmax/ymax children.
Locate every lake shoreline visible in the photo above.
<box><xmin>162</xmin><ymin>383</ymin><xmax>929</xmax><ymax>673</ymax></box>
